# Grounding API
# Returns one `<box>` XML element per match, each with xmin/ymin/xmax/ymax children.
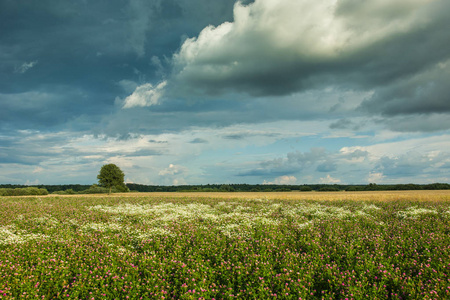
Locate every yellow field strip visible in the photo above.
<box><xmin>27</xmin><ymin>190</ymin><xmax>450</xmax><ymax>202</ymax></box>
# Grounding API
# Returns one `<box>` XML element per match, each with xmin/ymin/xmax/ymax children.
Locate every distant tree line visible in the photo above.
<box><xmin>0</xmin><ymin>184</ymin><xmax>90</xmax><ymax>194</ymax></box>
<box><xmin>1</xmin><ymin>182</ymin><xmax>449</xmax><ymax>196</ymax></box>
<box><xmin>125</xmin><ymin>182</ymin><xmax>450</xmax><ymax>192</ymax></box>
<box><xmin>0</xmin><ymin>186</ymin><xmax>49</xmax><ymax>196</ymax></box>
<box><xmin>0</xmin><ymin>184</ymin><xmax>129</xmax><ymax>196</ymax></box>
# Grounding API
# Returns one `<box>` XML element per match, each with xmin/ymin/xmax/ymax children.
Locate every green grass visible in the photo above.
<box><xmin>0</xmin><ymin>194</ymin><xmax>449</xmax><ymax>299</ymax></box>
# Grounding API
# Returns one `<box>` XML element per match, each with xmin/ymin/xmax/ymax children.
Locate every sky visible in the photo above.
<box><xmin>1</xmin><ymin>0</ymin><xmax>450</xmax><ymax>186</ymax></box>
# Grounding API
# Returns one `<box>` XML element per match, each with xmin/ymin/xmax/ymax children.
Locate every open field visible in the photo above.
<box><xmin>131</xmin><ymin>190</ymin><xmax>450</xmax><ymax>202</ymax></box>
<box><xmin>1</xmin><ymin>191</ymin><xmax>450</xmax><ymax>299</ymax></box>
<box><xmin>29</xmin><ymin>190</ymin><xmax>450</xmax><ymax>201</ymax></box>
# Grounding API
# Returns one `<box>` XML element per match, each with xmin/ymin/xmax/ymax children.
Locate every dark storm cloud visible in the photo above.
<box><xmin>116</xmin><ymin>0</ymin><xmax>450</xmax><ymax>134</ymax></box>
<box><xmin>0</xmin><ymin>88</ymin><xmax>107</xmax><ymax>132</ymax></box>
<box><xmin>380</xmin><ymin>114</ymin><xmax>450</xmax><ymax>133</ymax></box>
<box><xmin>360</xmin><ymin>62</ymin><xmax>450</xmax><ymax>116</ymax></box>
<box><xmin>4</xmin><ymin>0</ymin><xmax>447</xmax><ymax>138</ymax></box>
<box><xmin>164</xmin><ymin>0</ymin><xmax>450</xmax><ymax>100</ymax></box>
<box><xmin>329</xmin><ymin>119</ymin><xmax>362</xmax><ymax>130</ymax></box>
<box><xmin>0</xmin><ymin>0</ymin><xmax>237</xmax><ymax>134</ymax></box>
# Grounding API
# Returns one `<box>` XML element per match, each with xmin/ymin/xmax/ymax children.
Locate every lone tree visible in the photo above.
<box><xmin>97</xmin><ymin>164</ymin><xmax>125</xmax><ymax>194</ymax></box>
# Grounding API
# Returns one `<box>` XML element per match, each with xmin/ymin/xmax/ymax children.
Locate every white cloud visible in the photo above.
<box><xmin>24</xmin><ymin>179</ymin><xmax>40</xmax><ymax>185</ymax></box>
<box><xmin>320</xmin><ymin>174</ymin><xmax>341</xmax><ymax>184</ymax></box>
<box><xmin>32</xmin><ymin>167</ymin><xmax>44</xmax><ymax>174</ymax></box>
<box><xmin>172</xmin><ymin>178</ymin><xmax>187</xmax><ymax>185</ymax></box>
<box><xmin>122</xmin><ymin>81</ymin><xmax>167</xmax><ymax>108</ymax></box>
<box><xmin>159</xmin><ymin>164</ymin><xmax>187</xmax><ymax>176</ymax></box>
<box><xmin>263</xmin><ymin>175</ymin><xmax>297</xmax><ymax>185</ymax></box>
<box><xmin>368</xmin><ymin>172</ymin><xmax>385</xmax><ymax>183</ymax></box>
<box><xmin>3</xmin><ymin>121</ymin><xmax>449</xmax><ymax>185</ymax></box>
<box><xmin>14</xmin><ymin>61</ymin><xmax>38</xmax><ymax>74</ymax></box>
<box><xmin>105</xmin><ymin>157</ymin><xmax>135</xmax><ymax>169</ymax></box>
<box><xmin>343</xmin><ymin>134</ymin><xmax>450</xmax><ymax>160</ymax></box>
<box><xmin>159</xmin><ymin>164</ymin><xmax>188</xmax><ymax>185</ymax></box>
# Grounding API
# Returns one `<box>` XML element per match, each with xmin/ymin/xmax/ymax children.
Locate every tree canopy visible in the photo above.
<box><xmin>97</xmin><ymin>164</ymin><xmax>125</xmax><ymax>194</ymax></box>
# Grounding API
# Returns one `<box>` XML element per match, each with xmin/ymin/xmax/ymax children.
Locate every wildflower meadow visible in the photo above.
<box><xmin>0</xmin><ymin>192</ymin><xmax>449</xmax><ymax>299</ymax></box>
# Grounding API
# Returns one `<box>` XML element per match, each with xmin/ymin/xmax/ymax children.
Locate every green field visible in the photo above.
<box><xmin>1</xmin><ymin>192</ymin><xmax>450</xmax><ymax>299</ymax></box>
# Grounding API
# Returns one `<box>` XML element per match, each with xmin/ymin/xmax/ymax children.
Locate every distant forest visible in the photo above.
<box><xmin>1</xmin><ymin>182</ymin><xmax>449</xmax><ymax>195</ymax></box>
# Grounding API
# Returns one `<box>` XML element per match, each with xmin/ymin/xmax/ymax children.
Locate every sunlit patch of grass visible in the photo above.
<box><xmin>396</xmin><ymin>206</ymin><xmax>438</xmax><ymax>219</ymax></box>
<box><xmin>0</xmin><ymin>224</ymin><xmax>49</xmax><ymax>245</ymax></box>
